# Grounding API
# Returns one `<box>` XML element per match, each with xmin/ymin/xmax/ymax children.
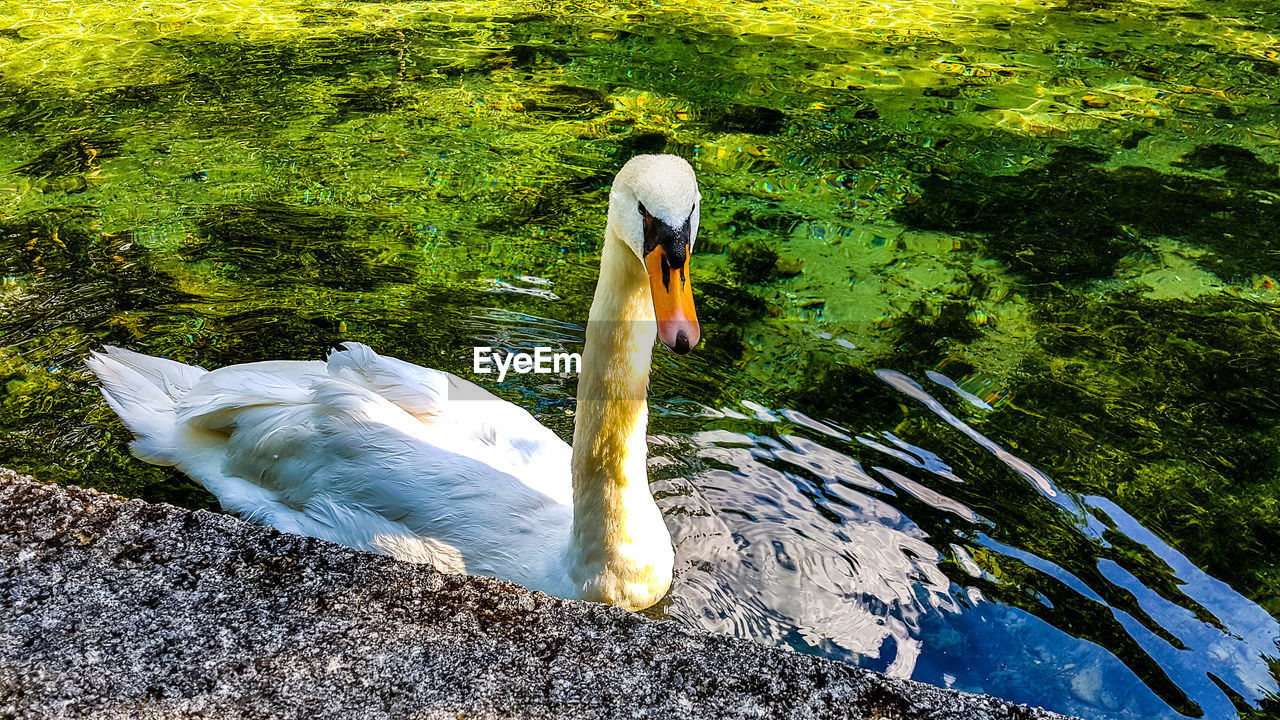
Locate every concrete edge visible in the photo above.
<box><xmin>0</xmin><ymin>467</ymin><xmax>1076</xmax><ymax>720</ymax></box>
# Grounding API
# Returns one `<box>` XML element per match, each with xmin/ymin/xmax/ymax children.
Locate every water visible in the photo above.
<box><xmin>3</xmin><ymin>2</ymin><xmax>1280</xmax><ymax>718</ymax></box>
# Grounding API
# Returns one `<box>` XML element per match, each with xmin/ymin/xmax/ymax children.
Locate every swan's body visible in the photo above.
<box><xmin>87</xmin><ymin>155</ymin><xmax>702</xmax><ymax>611</ymax></box>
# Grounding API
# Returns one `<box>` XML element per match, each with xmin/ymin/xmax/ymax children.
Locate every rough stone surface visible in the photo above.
<box><xmin>0</xmin><ymin>468</ymin><xmax>1074</xmax><ymax>720</ymax></box>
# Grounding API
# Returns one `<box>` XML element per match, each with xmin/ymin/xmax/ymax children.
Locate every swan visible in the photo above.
<box><xmin>86</xmin><ymin>154</ymin><xmax>702</xmax><ymax>611</ymax></box>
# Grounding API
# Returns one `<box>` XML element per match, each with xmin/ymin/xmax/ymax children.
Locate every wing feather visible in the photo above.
<box><xmin>153</xmin><ymin>345</ymin><xmax>575</xmax><ymax>592</ymax></box>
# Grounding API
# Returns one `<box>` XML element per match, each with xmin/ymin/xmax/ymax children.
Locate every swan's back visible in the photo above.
<box><xmin>86</xmin><ymin>343</ymin><xmax>577</xmax><ymax>597</ymax></box>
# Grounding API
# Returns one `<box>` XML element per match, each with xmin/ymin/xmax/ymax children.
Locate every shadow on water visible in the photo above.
<box><xmin>188</xmin><ymin>202</ymin><xmax>417</xmax><ymax>291</ymax></box>
<box><xmin>893</xmin><ymin>146</ymin><xmax>1280</xmax><ymax>285</ymax></box>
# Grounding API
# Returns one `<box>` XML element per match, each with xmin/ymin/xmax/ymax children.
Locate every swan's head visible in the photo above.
<box><xmin>608</xmin><ymin>154</ymin><xmax>701</xmax><ymax>355</ymax></box>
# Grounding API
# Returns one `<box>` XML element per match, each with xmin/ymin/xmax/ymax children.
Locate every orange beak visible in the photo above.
<box><xmin>646</xmin><ymin>244</ymin><xmax>699</xmax><ymax>355</ymax></box>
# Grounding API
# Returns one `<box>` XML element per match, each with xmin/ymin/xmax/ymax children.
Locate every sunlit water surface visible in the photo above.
<box><xmin>3</xmin><ymin>2</ymin><xmax>1280</xmax><ymax>718</ymax></box>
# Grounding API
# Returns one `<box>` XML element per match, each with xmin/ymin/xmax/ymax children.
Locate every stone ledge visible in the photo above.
<box><xmin>0</xmin><ymin>468</ymin><xmax>1073</xmax><ymax>720</ymax></box>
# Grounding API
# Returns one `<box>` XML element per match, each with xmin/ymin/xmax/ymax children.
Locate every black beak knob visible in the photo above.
<box><xmin>672</xmin><ymin>330</ymin><xmax>691</xmax><ymax>355</ymax></box>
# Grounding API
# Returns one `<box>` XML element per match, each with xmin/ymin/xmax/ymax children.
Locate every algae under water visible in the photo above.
<box><xmin>2</xmin><ymin>1</ymin><xmax>1280</xmax><ymax>718</ymax></box>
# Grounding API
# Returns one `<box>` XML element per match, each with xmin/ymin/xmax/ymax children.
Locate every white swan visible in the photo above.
<box><xmin>86</xmin><ymin>154</ymin><xmax>702</xmax><ymax>611</ymax></box>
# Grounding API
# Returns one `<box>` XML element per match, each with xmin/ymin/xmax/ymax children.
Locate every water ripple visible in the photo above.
<box><xmin>653</xmin><ymin>368</ymin><xmax>1280</xmax><ymax>720</ymax></box>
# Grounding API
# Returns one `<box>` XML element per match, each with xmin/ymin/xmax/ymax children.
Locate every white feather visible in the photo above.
<box><xmin>89</xmin><ymin>342</ymin><xmax>576</xmax><ymax>597</ymax></box>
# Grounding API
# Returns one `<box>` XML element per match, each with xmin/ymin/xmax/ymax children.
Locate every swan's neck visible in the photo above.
<box><xmin>567</xmin><ymin>227</ymin><xmax>673</xmax><ymax>611</ymax></box>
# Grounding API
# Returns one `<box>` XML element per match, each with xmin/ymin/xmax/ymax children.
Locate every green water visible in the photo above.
<box><xmin>3</xmin><ymin>2</ymin><xmax>1280</xmax><ymax>718</ymax></box>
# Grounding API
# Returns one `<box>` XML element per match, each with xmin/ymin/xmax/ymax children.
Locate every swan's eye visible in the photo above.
<box><xmin>637</xmin><ymin>201</ymin><xmax>649</xmax><ymax>217</ymax></box>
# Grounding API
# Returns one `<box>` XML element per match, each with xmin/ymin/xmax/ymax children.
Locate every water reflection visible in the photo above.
<box><xmin>651</xmin><ymin>368</ymin><xmax>1280</xmax><ymax>720</ymax></box>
